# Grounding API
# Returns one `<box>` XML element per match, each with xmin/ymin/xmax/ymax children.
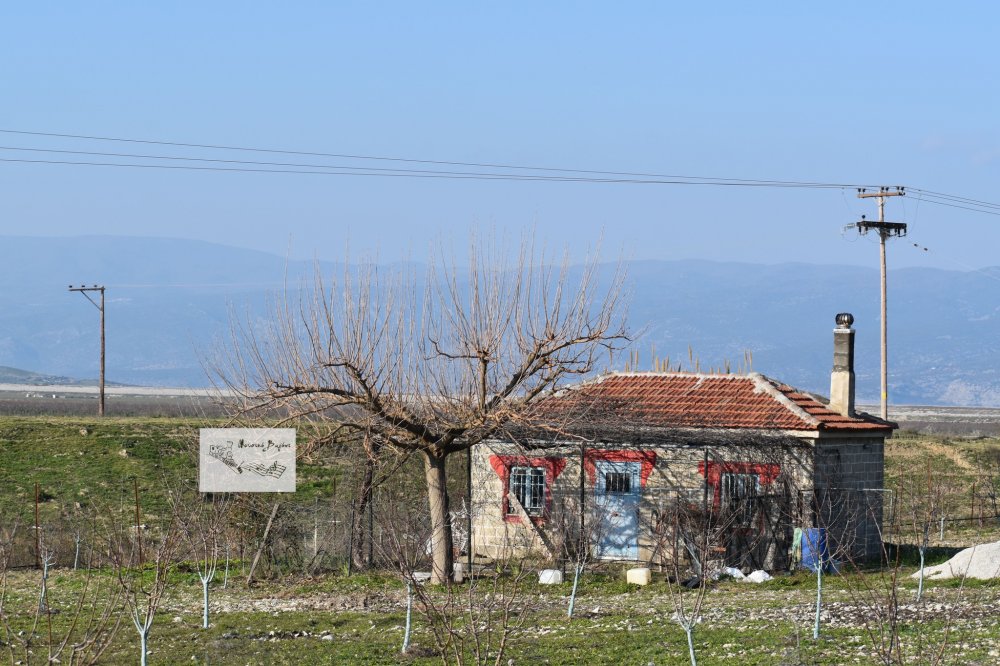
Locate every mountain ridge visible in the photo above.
<box><xmin>1</xmin><ymin>235</ymin><xmax>996</xmax><ymax>405</ymax></box>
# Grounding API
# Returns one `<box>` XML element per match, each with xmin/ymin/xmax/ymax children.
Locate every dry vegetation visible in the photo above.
<box><xmin>0</xmin><ymin>416</ymin><xmax>999</xmax><ymax>664</ymax></box>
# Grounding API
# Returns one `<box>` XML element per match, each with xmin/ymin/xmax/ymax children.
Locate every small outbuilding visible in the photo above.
<box><xmin>470</xmin><ymin>313</ymin><xmax>894</xmax><ymax>570</ymax></box>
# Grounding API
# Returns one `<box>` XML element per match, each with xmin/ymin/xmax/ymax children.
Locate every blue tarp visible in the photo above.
<box><xmin>801</xmin><ymin>527</ymin><xmax>832</xmax><ymax>573</ymax></box>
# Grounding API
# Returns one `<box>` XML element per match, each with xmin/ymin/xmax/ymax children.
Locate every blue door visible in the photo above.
<box><xmin>594</xmin><ymin>461</ymin><xmax>641</xmax><ymax>559</ymax></box>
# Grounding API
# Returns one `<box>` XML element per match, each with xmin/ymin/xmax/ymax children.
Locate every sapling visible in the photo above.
<box><xmin>5</xmin><ymin>513</ymin><xmax>127</xmax><ymax>666</ymax></box>
<box><xmin>813</xmin><ymin>539</ymin><xmax>823</xmax><ymax>640</ymax></box>
<box><xmin>110</xmin><ymin>498</ymin><xmax>180</xmax><ymax>666</ymax></box>
<box><xmin>913</xmin><ymin>459</ymin><xmax>943</xmax><ymax>603</ymax></box>
<box><xmin>402</xmin><ymin>580</ymin><xmax>413</xmax><ymax>653</ymax></box>
<box><xmin>178</xmin><ymin>490</ymin><xmax>231</xmax><ymax>629</ymax></box>
<box><xmin>567</xmin><ymin>563</ymin><xmax>583</xmax><ymax>619</ymax></box>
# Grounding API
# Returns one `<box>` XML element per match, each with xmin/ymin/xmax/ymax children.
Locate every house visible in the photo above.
<box><xmin>470</xmin><ymin>313</ymin><xmax>894</xmax><ymax>570</ymax></box>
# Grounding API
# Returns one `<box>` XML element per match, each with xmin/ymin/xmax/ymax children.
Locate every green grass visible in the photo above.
<box><xmin>0</xmin><ymin>417</ymin><xmax>199</xmax><ymax>523</ymax></box>
<box><xmin>3</xmin><ymin>419</ymin><xmax>1000</xmax><ymax>663</ymax></box>
<box><xmin>4</xmin><ymin>567</ymin><xmax>1000</xmax><ymax>665</ymax></box>
<box><xmin>0</xmin><ymin>415</ymin><xmax>461</xmax><ymax>520</ymax></box>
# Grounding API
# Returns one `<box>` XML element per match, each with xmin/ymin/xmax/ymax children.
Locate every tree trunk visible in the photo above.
<box><xmin>424</xmin><ymin>450</ymin><xmax>454</xmax><ymax>584</ymax></box>
<box><xmin>352</xmin><ymin>440</ymin><xmax>381</xmax><ymax>569</ymax></box>
<box><xmin>202</xmin><ymin>576</ymin><xmax>211</xmax><ymax>629</ymax></box>
<box><xmin>139</xmin><ymin>627</ymin><xmax>149</xmax><ymax>666</ymax></box>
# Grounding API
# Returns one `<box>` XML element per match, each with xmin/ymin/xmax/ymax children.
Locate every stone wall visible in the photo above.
<box><xmin>471</xmin><ymin>436</ymin><xmax>815</xmax><ymax>570</ymax></box>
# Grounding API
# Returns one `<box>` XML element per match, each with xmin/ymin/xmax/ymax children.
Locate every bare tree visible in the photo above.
<box><xmin>177</xmin><ymin>490</ymin><xmax>232</xmax><ymax>629</ymax></box>
<box><xmin>833</xmin><ymin>495</ymin><xmax>974</xmax><ymax>666</ymax></box>
<box><xmin>0</xmin><ymin>515</ymin><xmax>125</xmax><ymax>666</ymax></box>
<box><xmin>665</xmin><ymin>489</ymin><xmax>718</xmax><ymax>666</ymax></box>
<box><xmin>662</xmin><ymin>454</ymin><xmax>792</xmax><ymax>666</ymax></box>
<box><xmin>108</xmin><ymin>506</ymin><xmax>181</xmax><ymax>666</ymax></box>
<box><xmin>216</xmin><ymin>237</ymin><xmax>628</xmax><ymax>583</ymax></box>
<box><xmin>375</xmin><ymin>458</ymin><xmax>532</xmax><ymax>666</ymax></box>
<box><xmin>907</xmin><ymin>460</ymin><xmax>944</xmax><ymax>603</ymax></box>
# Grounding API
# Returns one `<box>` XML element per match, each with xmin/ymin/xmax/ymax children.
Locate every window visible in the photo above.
<box><xmin>508</xmin><ymin>466</ymin><xmax>546</xmax><ymax>516</ymax></box>
<box><xmin>604</xmin><ymin>471</ymin><xmax>632</xmax><ymax>494</ymax></box>
<box><xmin>720</xmin><ymin>472</ymin><xmax>759</xmax><ymax>526</ymax></box>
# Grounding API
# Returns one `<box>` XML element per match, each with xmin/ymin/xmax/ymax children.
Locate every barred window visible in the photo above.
<box><xmin>604</xmin><ymin>471</ymin><xmax>632</xmax><ymax>494</ymax></box>
<box><xmin>508</xmin><ymin>466</ymin><xmax>546</xmax><ymax>516</ymax></box>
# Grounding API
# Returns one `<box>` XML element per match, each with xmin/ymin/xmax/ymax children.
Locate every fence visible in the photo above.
<box><xmin>7</xmin><ymin>473</ymin><xmax>1000</xmax><ymax>576</ymax></box>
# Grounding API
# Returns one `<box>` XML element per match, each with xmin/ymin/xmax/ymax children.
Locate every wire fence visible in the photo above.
<box><xmin>7</xmin><ymin>472</ymin><xmax>1000</xmax><ymax>576</ymax></box>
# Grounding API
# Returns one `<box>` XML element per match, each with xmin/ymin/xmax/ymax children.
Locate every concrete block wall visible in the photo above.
<box><xmin>812</xmin><ymin>434</ymin><xmax>886</xmax><ymax>562</ymax></box>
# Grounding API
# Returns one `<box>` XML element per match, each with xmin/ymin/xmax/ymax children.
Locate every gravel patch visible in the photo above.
<box><xmin>918</xmin><ymin>541</ymin><xmax>1000</xmax><ymax>580</ymax></box>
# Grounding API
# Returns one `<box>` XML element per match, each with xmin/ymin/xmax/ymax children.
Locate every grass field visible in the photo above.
<box><xmin>1</xmin><ymin>417</ymin><xmax>999</xmax><ymax>664</ymax></box>
<box><xmin>4</xmin><ymin>565</ymin><xmax>1000</xmax><ymax>665</ymax></box>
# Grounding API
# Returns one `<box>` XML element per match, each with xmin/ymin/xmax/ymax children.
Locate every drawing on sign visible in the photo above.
<box><xmin>199</xmin><ymin>428</ymin><xmax>296</xmax><ymax>493</ymax></box>
<box><xmin>208</xmin><ymin>441</ymin><xmax>288</xmax><ymax>479</ymax></box>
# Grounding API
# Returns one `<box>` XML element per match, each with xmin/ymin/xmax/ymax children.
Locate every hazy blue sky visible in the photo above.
<box><xmin>2</xmin><ymin>2</ymin><xmax>998</xmax><ymax>269</ymax></box>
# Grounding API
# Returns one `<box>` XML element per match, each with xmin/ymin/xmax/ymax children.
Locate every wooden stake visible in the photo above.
<box><xmin>34</xmin><ymin>482</ymin><xmax>41</xmax><ymax>570</ymax></box>
<box><xmin>247</xmin><ymin>501</ymin><xmax>281</xmax><ymax>586</ymax></box>
<box><xmin>134</xmin><ymin>478</ymin><xmax>144</xmax><ymax>565</ymax></box>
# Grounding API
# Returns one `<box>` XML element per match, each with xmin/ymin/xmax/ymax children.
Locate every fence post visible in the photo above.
<box><xmin>346</xmin><ymin>505</ymin><xmax>355</xmax><ymax>576</ymax></box>
<box><xmin>467</xmin><ymin>447</ymin><xmax>474</xmax><ymax>574</ymax></box>
<box><xmin>34</xmin><ymin>482</ymin><xmax>41</xmax><ymax>570</ymax></box>
<box><xmin>368</xmin><ymin>494</ymin><xmax>374</xmax><ymax>566</ymax></box>
<box><xmin>134</xmin><ymin>478</ymin><xmax>144</xmax><ymax>565</ymax></box>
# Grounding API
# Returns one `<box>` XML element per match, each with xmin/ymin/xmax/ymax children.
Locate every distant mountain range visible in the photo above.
<box><xmin>1</xmin><ymin>235</ymin><xmax>998</xmax><ymax>406</ymax></box>
<box><xmin>0</xmin><ymin>365</ymin><xmax>94</xmax><ymax>386</ymax></box>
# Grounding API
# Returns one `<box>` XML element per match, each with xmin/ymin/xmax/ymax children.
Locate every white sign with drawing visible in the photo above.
<box><xmin>199</xmin><ymin>428</ymin><xmax>296</xmax><ymax>492</ymax></box>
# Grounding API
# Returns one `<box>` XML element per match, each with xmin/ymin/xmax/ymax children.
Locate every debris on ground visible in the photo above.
<box><xmin>742</xmin><ymin>570</ymin><xmax>773</xmax><ymax>583</ymax></box>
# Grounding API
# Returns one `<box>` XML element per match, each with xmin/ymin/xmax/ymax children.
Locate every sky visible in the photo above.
<box><xmin>2</xmin><ymin>2</ymin><xmax>999</xmax><ymax>270</ymax></box>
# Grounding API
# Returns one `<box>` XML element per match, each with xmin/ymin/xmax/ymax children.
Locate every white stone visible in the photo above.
<box><xmin>538</xmin><ymin>569</ymin><xmax>564</xmax><ymax>585</ymax></box>
<box><xmin>626</xmin><ymin>567</ymin><xmax>651</xmax><ymax>585</ymax></box>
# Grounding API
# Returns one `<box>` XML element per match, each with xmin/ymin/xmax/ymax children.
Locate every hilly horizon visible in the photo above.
<box><xmin>1</xmin><ymin>235</ymin><xmax>998</xmax><ymax>406</ymax></box>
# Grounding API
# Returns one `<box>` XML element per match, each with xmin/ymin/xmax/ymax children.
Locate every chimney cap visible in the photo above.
<box><xmin>836</xmin><ymin>312</ymin><xmax>855</xmax><ymax>329</ymax></box>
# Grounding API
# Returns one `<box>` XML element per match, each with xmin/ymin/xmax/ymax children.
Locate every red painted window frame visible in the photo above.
<box><xmin>697</xmin><ymin>460</ymin><xmax>781</xmax><ymax>508</ymax></box>
<box><xmin>488</xmin><ymin>455</ymin><xmax>568</xmax><ymax>524</ymax></box>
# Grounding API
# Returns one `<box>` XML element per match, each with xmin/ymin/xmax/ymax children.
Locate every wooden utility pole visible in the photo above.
<box><xmin>68</xmin><ymin>285</ymin><xmax>106</xmax><ymax>416</ymax></box>
<box><xmin>848</xmin><ymin>187</ymin><xmax>906</xmax><ymax>420</ymax></box>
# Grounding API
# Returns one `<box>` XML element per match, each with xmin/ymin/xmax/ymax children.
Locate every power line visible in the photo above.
<box><xmin>908</xmin><ymin>188</ymin><xmax>1000</xmax><ymax>210</ymax></box>
<box><xmin>0</xmin><ymin>156</ymin><xmax>860</xmax><ymax>188</ymax></box>
<box><xmin>0</xmin><ymin>145</ymin><xmax>854</xmax><ymax>184</ymax></box>
<box><xmin>0</xmin><ymin>128</ymin><xmax>865</xmax><ymax>188</ymax></box>
<box><xmin>4</xmin><ymin>128</ymin><xmax>1000</xmax><ymax>217</ymax></box>
<box><xmin>905</xmin><ymin>193</ymin><xmax>1000</xmax><ymax>217</ymax></box>
<box><xmin>0</xmin><ymin>145</ymin><xmax>589</xmax><ymax>179</ymax></box>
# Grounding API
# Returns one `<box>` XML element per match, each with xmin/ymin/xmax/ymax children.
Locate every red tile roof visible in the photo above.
<box><xmin>539</xmin><ymin>372</ymin><xmax>893</xmax><ymax>433</ymax></box>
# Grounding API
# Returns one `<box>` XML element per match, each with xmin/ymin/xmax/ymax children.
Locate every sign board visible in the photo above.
<box><xmin>199</xmin><ymin>428</ymin><xmax>296</xmax><ymax>493</ymax></box>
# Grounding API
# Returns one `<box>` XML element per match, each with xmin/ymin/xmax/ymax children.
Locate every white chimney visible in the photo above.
<box><xmin>829</xmin><ymin>312</ymin><xmax>856</xmax><ymax>417</ymax></box>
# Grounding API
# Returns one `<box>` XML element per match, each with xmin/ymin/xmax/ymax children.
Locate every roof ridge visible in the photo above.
<box><xmin>749</xmin><ymin>373</ymin><xmax>821</xmax><ymax>429</ymax></box>
<box><xmin>606</xmin><ymin>371</ymin><xmax>748</xmax><ymax>380</ymax></box>
<box><xmin>548</xmin><ymin>371</ymin><xmax>615</xmax><ymax>399</ymax></box>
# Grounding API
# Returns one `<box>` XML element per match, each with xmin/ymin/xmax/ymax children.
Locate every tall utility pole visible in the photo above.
<box><xmin>68</xmin><ymin>284</ymin><xmax>106</xmax><ymax>416</ymax></box>
<box><xmin>847</xmin><ymin>186</ymin><xmax>906</xmax><ymax>421</ymax></box>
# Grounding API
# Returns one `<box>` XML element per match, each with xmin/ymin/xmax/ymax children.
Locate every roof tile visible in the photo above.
<box><xmin>540</xmin><ymin>372</ymin><xmax>893</xmax><ymax>433</ymax></box>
